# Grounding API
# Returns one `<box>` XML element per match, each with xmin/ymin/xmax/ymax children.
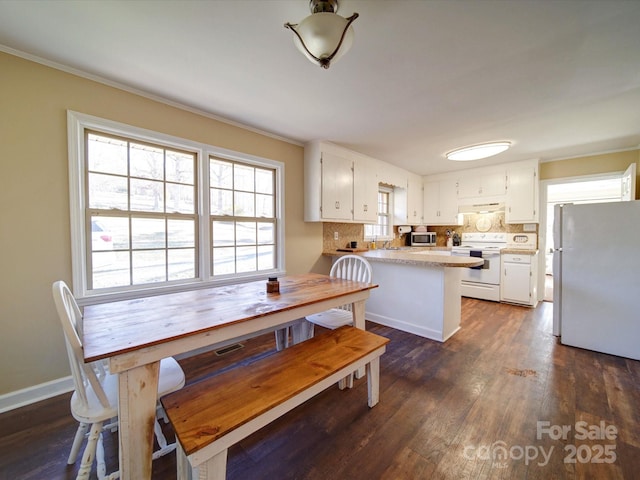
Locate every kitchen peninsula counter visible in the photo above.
<box><xmin>323</xmin><ymin>248</ymin><xmax>483</xmax><ymax>268</ymax></box>
<box><xmin>323</xmin><ymin>248</ymin><xmax>483</xmax><ymax>342</ymax></box>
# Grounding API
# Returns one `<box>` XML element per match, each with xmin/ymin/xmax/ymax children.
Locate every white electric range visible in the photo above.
<box><xmin>451</xmin><ymin>232</ymin><xmax>507</xmax><ymax>302</ymax></box>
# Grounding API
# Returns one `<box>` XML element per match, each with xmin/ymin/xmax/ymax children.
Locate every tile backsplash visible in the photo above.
<box><xmin>323</xmin><ymin>212</ymin><xmax>538</xmax><ymax>250</ymax></box>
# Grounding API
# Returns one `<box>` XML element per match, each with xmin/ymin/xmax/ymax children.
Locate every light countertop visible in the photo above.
<box><xmin>323</xmin><ymin>248</ymin><xmax>484</xmax><ymax>268</ymax></box>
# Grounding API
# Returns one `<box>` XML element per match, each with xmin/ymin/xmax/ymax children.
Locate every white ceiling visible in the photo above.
<box><xmin>2</xmin><ymin>0</ymin><xmax>640</xmax><ymax>175</ymax></box>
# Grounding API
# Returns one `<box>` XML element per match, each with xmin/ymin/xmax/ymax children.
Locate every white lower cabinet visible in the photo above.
<box><xmin>501</xmin><ymin>252</ymin><xmax>538</xmax><ymax>306</ymax></box>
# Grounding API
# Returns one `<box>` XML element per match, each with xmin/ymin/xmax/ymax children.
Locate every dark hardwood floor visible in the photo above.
<box><xmin>2</xmin><ymin>299</ymin><xmax>639</xmax><ymax>479</ymax></box>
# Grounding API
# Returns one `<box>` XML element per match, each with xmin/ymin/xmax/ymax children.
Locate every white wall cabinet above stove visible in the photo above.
<box><xmin>458</xmin><ymin>170</ymin><xmax>506</xmax><ymax>200</ymax></box>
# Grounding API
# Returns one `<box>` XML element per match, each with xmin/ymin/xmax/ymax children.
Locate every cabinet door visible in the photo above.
<box><xmin>506</xmin><ymin>165</ymin><xmax>538</xmax><ymax>223</ymax></box>
<box><xmin>481</xmin><ymin>172</ymin><xmax>507</xmax><ymax>197</ymax></box>
<box><xmin>353</xmin><ymin>157</ymin><xmax>378</xmax><ymax>223</ymax></box>
<box><xmin>321</xmin><ymin>152</ymin><xmax>353</xmax><ymax>221</ymax></box>
<box><xmin>406</xmin><ymin>174</ymin><xmax>423</xmax><ymax>224</ymax></box>
<box><xmin>501</xmin><ymin>262</ymin><xmax>531</xmax><ymax>304</ymax></box>
<box><xmin>459</xmin><ymin>172</ymin><xmax>505</xmax><ymax>198</ymax></box>
<box><xmin>423</xmin><ymin>181</ymin><xmax>441</xmax><ymax>224</ymax></box>
<box><xmin>439</xmin><ymin>178</ymin><xmax>461</xmax><ymax>225</ymax></box>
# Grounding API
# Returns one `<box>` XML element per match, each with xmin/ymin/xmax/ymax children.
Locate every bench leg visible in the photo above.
<box><xmin>198</xmin><ymin>449</ymin><xmax>228</xmax><ymax>480</ymax></box>
<box><xmin>366</xmin><ymin>357</ymin><xmax>381</xmax><ymax>408</ymax></box>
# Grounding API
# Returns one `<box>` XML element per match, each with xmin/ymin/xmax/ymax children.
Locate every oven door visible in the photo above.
<box><xmin>454</xmin><ymin>251</ymin><xmax>501</xmax><ymax>285</ymax></box>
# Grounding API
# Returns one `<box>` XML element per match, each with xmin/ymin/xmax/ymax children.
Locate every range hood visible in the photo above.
<box><xmin>458</xmin><ymin>202</ymin><xmax>505</xmax><ymax>214</ymax></box>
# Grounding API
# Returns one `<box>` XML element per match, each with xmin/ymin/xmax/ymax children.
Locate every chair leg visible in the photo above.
<box><xmin>68</xmin><ymin>422</ymin><xmax>89</xmax><ymax>464</ymax></box>
<box><xmin>77</xmin><ymin>421</ymin><xmax>102</xmax><ymax>480</ymax></box>
<box><xmin>96</xmin><ymin>430</ymin><xmax>106</xmax><ymax>479</ymax></box>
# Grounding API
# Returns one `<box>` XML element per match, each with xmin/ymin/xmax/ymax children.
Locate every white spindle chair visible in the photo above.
<box><xmin>52</xmin><ymin>281</ymin><xmax>186</xmax><ymax>480</ymax></box>
<box><xmin>305</xmin><ymin>255</ymin><xmax>373</xmax><ymax>332</ymax></box>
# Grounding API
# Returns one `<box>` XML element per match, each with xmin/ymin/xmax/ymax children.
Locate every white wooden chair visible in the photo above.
<box><xmin>305</xmin><ymin>255</ymin><xmax>373</xmax><ymax>332</ymax></box>
<box><xmin>52</xmin><ymin>281</ymin><xmax>186</xmax><ymax>480</ymax></box>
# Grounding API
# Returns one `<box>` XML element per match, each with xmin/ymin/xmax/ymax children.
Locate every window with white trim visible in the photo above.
<box><xmin>68</xmin><ymin>111</ymin><xmax>284</xmax><ymax>302</ymax></box>
<box><xmin>364</xmin><ymin>186</ymin><xmax>394</xmax><ymax>240</ymax></box>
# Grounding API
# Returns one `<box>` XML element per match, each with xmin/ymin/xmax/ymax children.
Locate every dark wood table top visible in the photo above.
<box><xmin>82</xmin><ymin>273</ymin><xmax>377</xmax><ymax>363</ymax></box>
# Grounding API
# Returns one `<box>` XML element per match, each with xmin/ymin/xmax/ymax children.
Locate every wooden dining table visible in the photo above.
<box><xmin>82</xmin><ymin>272</ymin><xmax>378</xmax><ymax>480</ymax></box>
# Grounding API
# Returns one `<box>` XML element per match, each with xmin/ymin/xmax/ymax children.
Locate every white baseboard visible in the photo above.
<box><xmin>0</xmin><ymin>376</ymin><xmax>74</xmax><ymax>414</ymax></box>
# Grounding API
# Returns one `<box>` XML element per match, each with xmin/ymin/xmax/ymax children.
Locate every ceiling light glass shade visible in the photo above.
<box><xmin>291</xmin><ymin>13</ymin><xmax>355</xmax><ymax>68</ymax></box>
<box><xmin>446</xmin><ymin>142</ymin><xmax>511</xmax><ymax>161</ymax></box>
<box><xmin>285</xmin><ymin>1</ymin><xmax>358</xmax><ymax>69</ymax></box>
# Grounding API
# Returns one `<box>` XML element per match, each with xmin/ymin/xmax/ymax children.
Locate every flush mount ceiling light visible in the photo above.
<box><xmin>284</xmin><ymin>0</ymin><xmax>359</xmax><ymax>69</ymax></box>
<box><xmin>446</xmin><ymin>142</ymin><xmax>512</xmax><ymax>161</ymax></box>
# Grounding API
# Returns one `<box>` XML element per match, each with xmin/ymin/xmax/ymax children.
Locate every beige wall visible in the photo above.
<box><xmin>0</xmin><ymin>52</ymin><xmax>324</xmax><ymax>396</ymax></box>
<box><xmin>540</xmin><ymin>150</ymin><xmax>640</xmax><ymax>197</ymax></box>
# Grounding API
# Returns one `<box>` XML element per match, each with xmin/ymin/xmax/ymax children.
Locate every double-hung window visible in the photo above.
<box><xmin>68</xmin><ymin>111</ymin><xmax>284</xmax><ymax>302</ymax></box>
<box><xmin>364</xmin><ymin>186</ymin><xmax>394</xmax><ymax>240</ymax></box>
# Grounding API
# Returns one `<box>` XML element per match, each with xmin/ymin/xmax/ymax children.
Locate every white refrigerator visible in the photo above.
<box><xmin>553</xmin><ymin>201</ymin><xmax>640</xmax><ymax>360</ymax></box>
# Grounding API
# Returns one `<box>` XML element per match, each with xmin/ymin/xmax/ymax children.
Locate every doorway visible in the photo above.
<box><xmin>540</xmin><ymin>175</ymin><xmax>626</xmax><ymax>302</ymax></box>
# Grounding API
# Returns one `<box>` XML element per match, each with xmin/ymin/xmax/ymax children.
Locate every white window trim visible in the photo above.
<box><xmin>67</xmin><ymin>110</ymin><xmax>285</xmax><ymax>305</ymax></box>
<box><xmin>363</xmin><ymin>186</ymin><xmax>394</xmax><ymax>241</ymax></box>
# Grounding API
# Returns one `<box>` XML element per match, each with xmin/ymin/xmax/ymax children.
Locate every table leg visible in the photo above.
<box><xmin>118</xmin><ymin>361</ymin><xmax>160</xmax><ymax>480</ymax></box>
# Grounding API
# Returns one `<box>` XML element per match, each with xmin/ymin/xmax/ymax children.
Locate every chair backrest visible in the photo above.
<box><xmin>52</xmin><ymin>281</ymin><xmax>111</xmax><ymax>409</ymax></box>
<box><xmin>330</xmin><ymin>255</ymin><xmax>372</xmax><ymax>283</ymax></box>
<box><xmin>330</xmin><ymin>255</ymin><xmax>372</xmax><ymax>311</ymax></box>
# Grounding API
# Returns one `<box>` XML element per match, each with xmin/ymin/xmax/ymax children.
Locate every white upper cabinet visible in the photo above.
<box><xmin>395</xmin><ymin>173</ymin><xmax>424</xmax><ymax>225</ymax></box>
<box><xmin>423</xmin><ymin>177</ymin><xmax>461</xmax><ymax>225</ymax></box>
<box><xmin>505</xmin><ymin>159</ymin><xmax>539</xmax><ymax>223</ymax></box>
<box><xmin>458</xmin><ymin>171</ymin><xmax>506</xmax><ymax>200</ymax></box>
<box><xmin>304</xmin><ymin>141</ymin><xmax>378</xmax><ymax>223</ymax></box>
<box><xmin>406</xmin><ymin>174</ymin><xmax>424</xmax><ymax>224</ymax></box>
<box><xmin>320</xmin><ymin>151</ymin><xmax>353</xmax><ymax>221</ymax></box>
<box><xmin>353</xmin><ymin>155</ymin><xmax>379</xmax><ymax>223</ymax></box>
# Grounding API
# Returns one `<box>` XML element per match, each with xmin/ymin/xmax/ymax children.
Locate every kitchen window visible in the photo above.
<box><xmin>364</xmin><ymin>187</ymin><xmax>393</xmax><ymax>240</ymax></box>
<box><xmin>67</xmin><ymin>111</ymin><xmax>284</xmax><ymax>302</ymax></box>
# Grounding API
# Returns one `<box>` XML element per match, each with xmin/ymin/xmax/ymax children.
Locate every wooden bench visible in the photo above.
<box><xmin>161</xmin><ymin>326</ymin><xmax>389</xmax><ymax>480</ymax></box>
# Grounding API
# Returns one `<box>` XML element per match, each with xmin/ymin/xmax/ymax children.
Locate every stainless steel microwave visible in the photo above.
<box><xmin>410</xmin><ymin>231</ymin><xmax>436</xmax><ymax>246</ymax></box>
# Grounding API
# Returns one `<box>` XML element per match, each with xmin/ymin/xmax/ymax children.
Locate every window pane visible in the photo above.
<box><xmin>210</xmin><ymin>188</ymin><xmax>233</xmax><ymax>216</ymax></box>
<box><xmin>132</xmin><ymin>250</ymin><xmax>166</xmax><ymax>284</ymax></box>
<box><xmin>212</xmin><ymin>221</ymin><xmax>234</xmax><ymax>246</ymax></box>
<box><xmin>130</xmin><ymin>178</ymin><xmax>164</xmax><ymax>212</ymax></box>
<box><xmin>256</xmin><ymin>194</ymin><xmax>273</xmax><ymax>218</ymax></box>
<box><xmin>168</xmin><ymin>219</ymin><xmax>194</xmax><ymax>248</ymax></box>
<box><xmin>92</xmin><ymin>216</ymin><xmax>129</xmax><ymax>249</ymax></box>
<box><xmin>258</xmin><ymin>245</ymin><xmax>274</xmax><ymax>270</ymax></box>
<box><xmin>210</xmin><ymin>159</ymin><xmax>233</xmax><ymax>189</ymax></box>
<box><xmin>132</xmin><ymin>218</ymin><xmax>166</xmax><ymax>249</ymax></box>
<box><xmin>92</xmin><ymin>251</ymin><xmax>130</xmax><ymax>288</ymax></box>
<box><xmin>234</xmin><ymin>191</ymin><xmax>255</xmax><ymax>216</ymax></box>
<box><xmin>168</xmin><ymin>248</ymin><xmax>195</xmax><ymax>280</ymax></box>
<box><xmin>88</xmin><ymin>173</ymin><xmax>128</xmax><ymax>210</ymax></box>
<box><xmin>236</xmin><ymin>246</ymin><xmax>256</xmax><ymax>273</ymax></box>
<box><xmin>257</xmin><ymin>223</ymin><xmax>274</xmax><ymax>244</ymax></box>
<box><xmin>255</xmin><ymin>168</ymin><xmax>273</xmax><ymax>194</ymax></box>
<box><xmin>213</xmin><ymin>247</ymin><xmax>235</xmax><ymax>275</ymax></box>
<box><xmin>166</xmin><ymin>150</ymin><xmax>194</xmax><ymax>184</ymax></box>
<box><xmin>234</xmin><ymin>164</ymin><xmax>254</xmax><ymax>192</ymax></box>
<box><xmin>87</xmin><ymin>133</ymin><xmax>127</xmax><ymax>176</ymax></box>
<box><xmin>236</xmin><ymin>222</ymin><xmax>256</xmax><ymax>245</ymax></box>
<box><xmin>130</xmin><ymin>143</ymin><xmax>164</xmax><ymax>180</ymax></box>
<box><xmin>167</xmin><ymin>183</ymin><xmax>194</xmax><ymax>214</ymax></box>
